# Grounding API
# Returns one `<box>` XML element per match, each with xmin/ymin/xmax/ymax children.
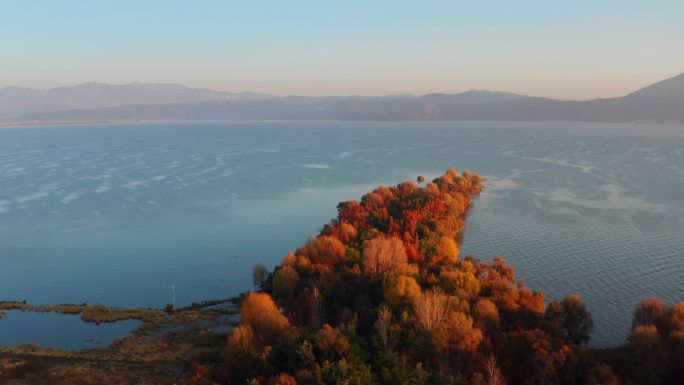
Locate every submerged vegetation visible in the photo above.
<box><xmin>1</xmin><ymin>168</ymin><xmax>682</xmax><ymax>384</ymax></box>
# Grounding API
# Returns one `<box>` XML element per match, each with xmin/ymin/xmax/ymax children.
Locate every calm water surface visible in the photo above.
<box><xmin>0</xmin><ymin>121</ymin><xmax>682</xmax><ymax>347</ymax></box>
<box><xmin>0</xmin><ymin>310</ymin><xmax>140</xmax><ymax>349</ymax></box>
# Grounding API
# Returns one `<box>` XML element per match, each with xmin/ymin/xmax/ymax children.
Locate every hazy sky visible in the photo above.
<box><xmin>2</xmin><ymin>1</ymin><xmax>683</xmax><ymax>99</ymax></box>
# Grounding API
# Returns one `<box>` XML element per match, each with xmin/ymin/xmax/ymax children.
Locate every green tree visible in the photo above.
<box><xmin>273</xmin><ymin>265</ymin><xmax>300</xmax><ymax>301</ymax></box>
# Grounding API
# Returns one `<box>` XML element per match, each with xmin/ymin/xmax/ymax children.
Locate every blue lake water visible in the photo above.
<box><xmin>0</xmin><ymin>121</ymin><xmax>683</xmax><ymax>347</ymax></box>
<box><xmin>0</xmin><ymin>310</ymin><xmax>141</xmax><ymax>349</ymax></box>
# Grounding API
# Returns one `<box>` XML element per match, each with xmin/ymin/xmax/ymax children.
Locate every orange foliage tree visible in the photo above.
<box><xmin>240</xmin><ymin>292</ymin><xmax>289</xmax><ymax>341</ymax></box>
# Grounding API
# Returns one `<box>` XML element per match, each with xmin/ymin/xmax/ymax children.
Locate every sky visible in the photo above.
<box><xmin>1</xmin><ymin>1</ymin><xmax>683</xmax><ymax>100</ymax></box>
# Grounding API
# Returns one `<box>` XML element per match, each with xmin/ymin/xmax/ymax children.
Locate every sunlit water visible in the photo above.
<box><xmin>0</xmin><ymin>121</ymin><xmax>682</xmax><ymax>347</ymax></box>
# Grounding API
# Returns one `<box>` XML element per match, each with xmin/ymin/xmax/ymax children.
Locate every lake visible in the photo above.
<box><xmin>0</xmin><ymin>121</ymin><xmax>682</xmax><ymax>347</ymax></box>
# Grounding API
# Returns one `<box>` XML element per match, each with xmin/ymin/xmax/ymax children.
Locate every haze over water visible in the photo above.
<box><xmin>0</xmin><ymin>121</ymin><xmax>682</xmax><ymax>347</ymax></box>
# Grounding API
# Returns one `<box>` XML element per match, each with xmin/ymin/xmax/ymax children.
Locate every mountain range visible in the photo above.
<box><xmin>2</xmin><ymin>73</ymin><xmax>683</xmax><ymax>124</ymax></box>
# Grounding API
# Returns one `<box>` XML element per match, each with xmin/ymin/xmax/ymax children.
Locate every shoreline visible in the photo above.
<box><xmin>2</xmin><ymin>118</ymin><xmax>683</xmax><ymax>129</ymax></box>
<box><xmin>0</xmin><ymin>296</ymin><xmax>243</xmax><ymax>378</ymax></box>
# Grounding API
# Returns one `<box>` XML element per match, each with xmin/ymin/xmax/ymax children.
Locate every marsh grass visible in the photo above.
<box><xmin>0</xmin><ymin>301</ymin><xmax>163</xmax><ymax>324</ymax></box>
<box><xmin>0</xmin><ymin>298</ymin><xmax>238</xmax><ymax>383</ymax></box>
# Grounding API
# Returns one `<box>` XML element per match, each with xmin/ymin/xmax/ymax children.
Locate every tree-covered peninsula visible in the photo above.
<box><xmin>180</xmin><ymin>169</ymin><xmax>681</xmax><ymax>385</ymax></box>
<box><xmin>1</xmin><ymin>169</ymin><xmax>682</xmax><ymax>384</ymax></box>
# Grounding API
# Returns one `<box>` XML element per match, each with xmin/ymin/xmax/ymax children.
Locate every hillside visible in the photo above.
<box><xmin>3</xmin><ymin>73</ymin><xmax>684</xmax><ymax>124</ymax></box>
<box><xmin>0</xmin><ymin>82</ymin><xmax>272</xmax><ymax>120</ymax></box>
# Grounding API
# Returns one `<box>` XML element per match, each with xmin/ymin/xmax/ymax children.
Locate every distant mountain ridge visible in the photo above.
<box><xmin>3</xmin><ymin>73</ymin><xmax>684</xmax><ymax>124</ymax></box>
<box><xmin>0</xmin><ymin>82</ymin><xmax>272</xmax><ymax>120</ymax></box>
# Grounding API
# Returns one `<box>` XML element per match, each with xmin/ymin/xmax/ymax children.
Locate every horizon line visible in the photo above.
<box><xmin>2</xmin><ymin>71</ymin><xmax>682</xmax><ymax>102</ymax></box>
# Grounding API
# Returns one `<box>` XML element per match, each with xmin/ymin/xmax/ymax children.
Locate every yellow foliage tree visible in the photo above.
<box><xmin>439</xmin><ymin>270</ymin><xmax>480</xmax><ymax>299</ymax></box>
<box><xmin>473</xmin><ymin>298</ymin><xmax>500</xmax><ymax>335</ymax></box>
<box><xmin>227</xmin><ymin>324</ymin><xmax>256</xmax><ymax>354</ymax></box>
<box><xmin>240</xmin><ymin>292</ymin><xmax>289</xmax><ymax>340</ymax></box>
<box><xmin>384</xmin><ymin>274</ymin><xmax>421</xmax><ymax>308</ymax></box>
<box><xmin>435</xmin><ymin>236</ymin><xmax>460</xmax><ymax>264</ymax></box>
<box><xmin>432</xmin><ymin>311</ymin><xmax>482</xmax><ymax>353</ymax></box>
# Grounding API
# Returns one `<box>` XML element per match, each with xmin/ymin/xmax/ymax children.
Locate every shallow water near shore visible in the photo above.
<box><xmin>0</xmin><ymin>310</ymin><xmax>141</xmax><ymax>350</ymax></box>
<box><xmin>0</xmin><ymin>121</ymin><xmax>683</xmax><ymax>347</ymax></box>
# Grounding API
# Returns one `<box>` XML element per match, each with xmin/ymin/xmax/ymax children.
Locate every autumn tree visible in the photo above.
<box><xmin>413</xmin><ymin>288</ymin><xmax>453</xmax><ymax>334</ymax></box>
<box><xmin>628</xmin><ymin>325</ymin><xmax>665</xmax><ymax>385</ymax></box>
<box><xmin>434</xmin><ymin>236</ymin><xmax>460</xmax><ymax>264</ymax></box>
<box><xmin>375</xmin><ymin>306</ymin><xmax>395</xmax><ymax>350</ymax></box>
<box><xmin>518</xmin><ymin>284</ymin><xmax>546</xmax><ymax>313</ymax></box>
<box><xmin>545</xmin><ymin>295</ymin><xmax>594</xmax><ymax>345</ymax></box>
<box><xmin>440</xmin><ymin>168</ymin><xmax>459</xmax><ymax>184</ymax></box>
<box><xmin>498</xmin><ymin>329</ymin><xmax>571</xmax><ymax>384</ymax></box>
<box><xmin>473</xmin><ymin>298</ymin><xmax>500</xmax><ymax>336</ymax></box>
<box><xmin>315</xmin><ymin>324</ymin><xmax>350</xmax><ymax>360</ymax></box>
<box><xmin>384</xmin><ymin>274</ymin><xmax>421</xmax><ymax>308</ymax></box>
<box><xmin>270</xmin><ymin>373</ymin><xmax>297</xmax><ymax>385</ymax></box>
<box><xmin>667</xmin><ymin>303</ymin><xmax>684</xmax><ymax>384</ymax></box>
<box><xmin>632</xmin><ymin>296</ymin><xmax>666</xmax><ymax>330</ymax></box>
<box><xmin>272</xmin><ymin>265</ymin><xmax>300</xmax><ymax>301</ymax></box>
<box><xmin>667</xmin><ymin>330</ymin><xmax>684</xmax><ymax>385</ymax></box>
<box><xmin>296</xmin><ymin>236</ymin><xmax>346</xmax><ymax>270</ymax></box>
<box><xmin>439</xmin><ymin>269</ymin><xmax>479</xmax><ymax>299</ymax></box>
<box><xmin>460</xmin><ymin>170</ymin><xmax>483</xmax><ymax>192</ymax></box>
<box><xmin>669</xmin><ymin>302</ymin><xmax>684</xmax><ymax>332</ymax></box>
<box><xmin>485</xmin><ymin>356</ymin><xmax>507</xmax><ymax>385</ymax></box>
<box><xmin>225</xmin><ymin>324</ymin><xmax>260</xmax><ymax>383</ymax></box>
<box><xmin>432</xmin><ymin>311</ymin><xmax>482</xmax><ymax>354</ymax></box>
<box><xmin>227</xmin><ymin>324</ymin><xmax>256</xmax><ymax>354</ymax></box>
<box><xmin>362</xmin><ymin>237</ymin><xmax>408</xmax><ymax>276</ymax></box>
<box><xmin>240</xmin><ymin>292</ymin><xmax>289</xmax><ymax>340</ymax></box>
<box><xmin>587</xmin><ymin>364</ymin><xmax>619</xmax><ymax>385</ymax></box>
